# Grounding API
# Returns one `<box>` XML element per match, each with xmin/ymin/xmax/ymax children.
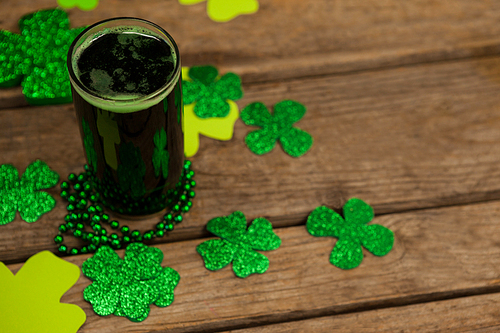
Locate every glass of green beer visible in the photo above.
<box><xmin>67</xmin><ymin>18</ymin><xmax>183</xmax><ymax>216</ymax></box>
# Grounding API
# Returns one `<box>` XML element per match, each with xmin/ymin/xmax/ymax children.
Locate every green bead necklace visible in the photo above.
<box><xmin>54</xmin><ymin>160</ymin><xmax>195</xmax><ymax>255</ymax></box>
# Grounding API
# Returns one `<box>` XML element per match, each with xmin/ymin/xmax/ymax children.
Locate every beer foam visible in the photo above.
<box><xmin>72</xmin><ymin>25</ymin><xmax>176</xmax><ymax>103</ymax></box>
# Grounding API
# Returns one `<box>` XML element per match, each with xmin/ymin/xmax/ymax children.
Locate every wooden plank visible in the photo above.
<box><xmin>3</xmin><ymin>56</ymin><xmax>500</xmax><ymax>263</ymax></box>
<box><xmin>6</xmin><ymin>201</ymin><xmax>500</xmax><ymax>332</ymax></box>
<box><xmin>224</xmin><ymin>293</ymin><xmax>500</xmax><ymax>333</ymax></box>
<box><xmin>3</xmin><ymin>0</ymin><xmax>500</xmax><ymax>106</ymax></box>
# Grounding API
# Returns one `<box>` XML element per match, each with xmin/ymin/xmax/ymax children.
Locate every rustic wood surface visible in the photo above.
<box><xmin>3</xmin><ymin>0</ymin><xmax>500</xmax><ymax>332</ymax></box>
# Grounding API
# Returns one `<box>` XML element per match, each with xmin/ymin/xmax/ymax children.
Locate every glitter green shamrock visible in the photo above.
<box><xmin>240</xmin><ymin>100</ymin><xmax>313</xmax><ymax>157</ymax></box>
<box><xmin>117</xmin><ymin>142</ymin><xmax>146</xmax><ymax>199</ymax></box>
<box><xmin>182</xmin><ymin>65</ymin><xmax>243</xmax><ymax>118</ymax></box>
<box><xmin>82</xmin><ymin>243</ymin><xmax>180</xmax><ymax>322</ymax></box>
<box><xmin>0</xmin><ymin>160</ymin><xmax>59</xmax><ymax>225</ymax></box>
<box><xmin>152</xmin><ymin>128</ymin><xmax>170</xmax><ymax>179</ymax></box>
<box><xmin>0</xmin><ymin>9</ymin><xmax>86</xmax><ymax>105</ymax></box>
<box><xmin>197</xmin><ymin>211</ymin><xmax>281</xmax><ymax>278</ymax></box>
<box><xmin>306</xmin><ymin>198</ymin><xmax>394</xmax><ymax>270</ymax></box>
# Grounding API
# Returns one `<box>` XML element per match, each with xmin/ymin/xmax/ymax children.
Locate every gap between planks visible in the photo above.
<box><xmin>6</xmin><ymin>200</ymin><xmax>500</xmax><ymax>332</ymax></box>
<box><xmin>3</xmin><ymin>56</ymin><xmax>500</xmax><ymax>264</ymax></box>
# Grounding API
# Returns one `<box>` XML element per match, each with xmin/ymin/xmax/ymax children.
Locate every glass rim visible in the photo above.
<box><xmin>67</xmin><ymin>17</ymin><xmax>180</xmax><ymax>113</ymax></box>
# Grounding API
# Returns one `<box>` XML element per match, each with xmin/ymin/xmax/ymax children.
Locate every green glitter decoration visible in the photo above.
<box><xmin>82</xmin><ymin>118</ymin><xmax>98</xmax><ymax>173</ymax></box>
<box><xmin>182</xmin><ymin>65</ymin><xmax>243</xmax><ymax>118</ymax></box>
<box><xmin>117</xmin><ymin>142</ymin><xmax>146</xmax><ymax>199</ymax></box>
<box><xmin>0</xmin><ymin>160</ymin><xmax>59</xmax><ymax>225</ymax></box>
<box><xmin>197</xmin><ymin>211</ymin><xmax>281</xmax><ymax>278</ymax></box>
<box><xmin>152</xmin><ymin>128</ymin><xmax>170</xmax><ymax>178</ymax></box>
<box><xmin>82</xmin><ymin>243</ymin><xmax>180</xmax><ymax>322</ymax></box>
<box><xmin>240</xmin><ymin>100</ymin><xmax>313</xmax><ymax>157</ymax></box>
<box><xmin>306</xmin><ymin>198</ymin><xmax>394</xmax><ymax>269</ymax></box>
<box><xmin>0</xmin><ymin>8</ymin><xmax>86</xmax><ymax>105</ymax></box>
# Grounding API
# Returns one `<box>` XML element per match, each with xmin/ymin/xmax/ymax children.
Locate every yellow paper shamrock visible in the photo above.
<box><xmin>179</xmin><ymin>0</ymin><xmax>259</xmax><ymax>22</ymax></box>
<box><xmin>0</xmin><ymin>251</ymin><xmax>86</xmax><ymax>333</ymax></box>
<box><xmin>182</xmin><ymin>67</ymin><xmax>239</xmax><ymax>157</ymax></box>
<box><xmin>57</xmin><ymin>0</ymin><xmax>99</xmax><ymax>11</ymax></box>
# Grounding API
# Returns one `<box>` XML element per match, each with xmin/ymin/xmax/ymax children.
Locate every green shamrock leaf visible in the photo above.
<box><xmin>82</xmin><ymin>243</ymin><xmax>180</xmax><ymax>322</ymax></box>
<box><xmin>117</xmin><ymin>142</ymin><xmax>146</xmax><ymax>199</ymax></box>
<box><xmin>306</xmin><ymin>198</ymin><xmax>394</xmax><ymax>269</ymax></box>
<box><xmin>197</xmin><ymin>211</ymin><xmax>281</xmax><ymax>278</ymax></box>
<box><xmin>0</xmin><ymin>160</ymin><xmax>59</xmax><ymax>225</ymax></box>
<box><xmin>152</xmin><ymin>128</ymin><xmax>170</xmax><ymax>179</ymax></box>
<box><xmin>0</xmin><ymin>9</ymin><xmax>86</xmax><ymax>105</ymax></box>
<box><xmin>182</xmin><ymin>65</ymin><xmax>243</xmax><ymax>118</ymax></box>
<box><xmin>240</xmin><ymin>100</ymin><xmax>313</xmax><ymax>157</ymax></box>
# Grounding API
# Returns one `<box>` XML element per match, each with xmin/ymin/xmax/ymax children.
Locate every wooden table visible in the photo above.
<box><xmin>3</xmin><ymin>1</ymin><xmax>500</xmax><ymax>331</ymax></box>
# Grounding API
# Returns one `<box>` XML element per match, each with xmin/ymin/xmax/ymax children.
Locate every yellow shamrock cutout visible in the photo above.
<box><xmin>0</xmin><ymin>251</ymin><xmax>86</xmax><ymax>333</ymax></box>
<box><xmin>57</xmin><ymin>0</ymin><xmax>99</xmax><ymax>11</ymax></box>
<box><xmin>179</xmin><ymin>0</ymin><xmax>259</xmax><ymax>22</ymax></box>
<box><xmin>182</xmin><ymin>67</ymin><xmax>240</xmax><ymax>157</ymax></box>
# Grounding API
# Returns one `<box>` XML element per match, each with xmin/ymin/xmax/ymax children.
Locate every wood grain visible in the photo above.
<box><xmin>225</xmin><ymin>293</ymin><xmax>500</xmax><ymax>333</ymax></box>
<box><xmin>3</xmin><ymin>0</ymin><xmax>500</xmax><ymax>106</ymax></box>
<box><xmin>3</xmin><ymin>56</ymin><xmax>500</xmax><ymax>263</ymax></box>
<box><xmin>6</xmin><ymin>200</ymin><xmax>500</xmax><ymax>332</ymax></box>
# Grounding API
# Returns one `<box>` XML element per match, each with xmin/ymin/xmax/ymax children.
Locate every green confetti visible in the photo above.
<box><xmin>82</xmin><ymin>243</ymin><xmax>180</xmax><ymax>322</ymax></box>
<box><xmin>306</xmin><ymin>198</ymin><xmax>394</xmax><ymax>269</ymax></box>
<box><xmin>0</xmin><ymin>160</ymin><xmax>59</xmax><ymax>225</ymax></box>
<box><xmin>182</xmin><ymin>65</ymin><xmax>243</xmax><ymax>118</ymax></box>
<box><xmin>0</xmin><ymin>9</ymin><xmax>86</xmax><ymax>105</ymax></box>
<box><xmin>197</xmin><ymin>211</ymin><xmax>281</xmax><ymax>278</ymax></box>
<box><xmin>240</xmin><ymin>100</ymin><xmax>313</xmax><ymax>157</ymax></box>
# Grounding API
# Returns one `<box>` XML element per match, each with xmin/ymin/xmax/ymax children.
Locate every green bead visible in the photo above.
<box><xmin>64</xmin><ymin>214</ymin><xmax>71</xmax><ymax>222</ymax></box>
<box><xmin>123</xmin><ymin>235</ymin><xmax>131</xmax><ymax>243</ymax></box>
<box><xmin>131</xmin><ymin>230</ymin><xmax>141</xmax><ymax>239</ymax></box>
<box><xmin>100</xmin><ymin>229</ymin><xmax>107</xmax><ymax>235</ymax></box>
<box><xmin>186</xmin><ymin>173</ymin><xmax>192</xmax><ymax>180</ymax></box>
<box><xmin>81</xmin><ymin>247</ymin><xmax>88</xmax><ymax>254</ymax></box>
<box><xmin>183</xmin><ymin>184</ymin><xmax>191</xmax><ymax>191</ymax></box>
<box><xmin>81</xmin><ymin>213</ymin><xmax>90</xmax><ymax>221</ymax></box>
<box><xmin>83</xmin><ymin>182</ymin><xmax>92</xmax><ymax>192</ymax></box>
<box><xmin>67</xmin><ymin>204</ymin><xmax>75</xmax><ymax>211</ymax></box>
<box><xmin>60</xmin><ymin>190</ymin><xmax>69</xmax><ymax>199</ymax></box>
<box><xmin>73</xmin><ymin>183</ymin><xmax>82</xmax><ymax>191</ymax></box>
<box><xmin>67</xmin><ymin>222</ymin><xmax>75</xmax><ymax>229</ymax></box>
<box><xmin>182</xmin><ymin>205</ymin><xmax>190</xmax><ymax>212</ymax></box>
<box><xmin>67</xmin><ymin>194</ymin><xmax>77</xmax><ymax>203</ymax></box>
<box><xmin>110</xmin><ymin>233</ymin><xmax>119</xmax><ymax>240</ymax></box>
<box><xmin>54</xmin><ymin>235</ymin><xmax>63</xmax><ymax>244</ymax></box>
<box><xmin>76</xmin><ymin>223</ymin><xmax>84</xmax><ymax>230</ymax></box>
<box><xmin>187</xmin><ymin>201</ymin><xmax>193</xmax><ymax>208</ymax></box>
<box><xmin>60</xmin><ymin>181</ymin><xmax>70</xmax><ymax>190</ymax></box>
<box><xmin>190</xmin><ymin>180</ymin><xmax>196</xmax><ymax>187</ymax></box>
<box><xmin>89</xmin><ymin>194</ymin><xmax>98</xmax><ymax>203</ymax></box>
<box><xmin>174</xmin><ymin>215</ymin><xmax>183</xmax><ymax>223</ymax></box>
<box><xmin>73</xmin><ymin>230</ymin><xmax>82</xmax><ymax>238</ymax></box>
<box><xmin>58</xmin><ymin>245</ymin><xmax>68</xmax><ymax>253</ymax></box>
<box><xmin>180</xmin><ymin>194</ymin><xmax>187</xmax><ymax>201</ymax></box>
<box><xmin>88</xmin><ymin>244</ymin><xmax>97</xmax><ymax>252</ymax></box>
<box><xmin>68</xmin><ymin>173</ymin><xmax>77</xmax><ymax>183</ymax></box>
<box><xmin>164</xmin><ymin>213</ymin><xmax>173</xmax><ymax>221</ymax></box>
<box><xmin>84</xmin><ymin>164</ymin><xmax>89</xmax><ymax>171</ymax></box>
<box><xmin>156</xmin><ymin>222</ymin><xmax>165</xmax><ymax>230</ymax></box>
<box><xmin>91</xmin><ymin>235</ymin><xmax>100</xmax><ymax>245</ymax></box>
<box><xmin>120</xmin><ymin>226</ymin><xmax>130</xmax><ymax>234</ymax></box>
<box><xmin>173</xmin><ymin>204</ymin><xmax>180</xmax><ymax>212</ymax></box>
<box><xmin>166</xmin><ymin>223</ymin><xmax>174</xmax><ymax>231</ymax></box>
<box><xmin>58</xmin><ymin>224</ymin><xmax>67</xmax><ymax>233</ymax></box>
<box><xmin>156</xmin><ymin>230</ymin><xmax>165</xmax><ymax>237</ymax></box>
<box><xmin>111</xmin><ymin>239</ymin><xmax>121</xmax><ymax>248</ymax></box>
<box><xmin>70</xmin><ymin>248</ymin><xmax>79</xmax><ymax>255</ymax></box>
<box><xmin>79</xmin><ymin>191</ymin><xmax>87</xmax><ymax>199</ymax></box>
<box><xmin>92</xmin><ymin>224</ymin><xmax>102</xmax><ymax>232</ymax></box>
<box><xmin>101</xmin><ymin>214</ymin><xmax>110</xmax><ymax>223</ymax></box>
<box><xmin>143</xmin><ymin>232</ymin><xmax>152</xmax><ymax>241</ymax></box>
<box><xmin>77</xmin><ymin>173</ymin><xmax>87</xmax><ymax>182</ymax></box>
<box><xmin>100</xmin><ymin>235</ymin><xmax>108</xmax><ymax>244</ymax></box>
<box><xmin>110</xmin><ymin>220</ymin><xmax>119</xmax><ymax>229</ymax></box>
<box><xmin>88</xmin><ymin>206</ymin><xmax>96</xmax><ymax>213</ymax></box>
<box><xmin>95</xmin><ymin>205</ymin><xmax>103</xmax><ymax>213</ymax></box>
<box><xmin>188</xmin><ymin>190</ymin><xmax>195</xmax><ymax>198</ymax></box>
<box><xmin>91</xmin><ymin>215</ymin><xmax>101</xmax><ymax>223</ymax></box>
